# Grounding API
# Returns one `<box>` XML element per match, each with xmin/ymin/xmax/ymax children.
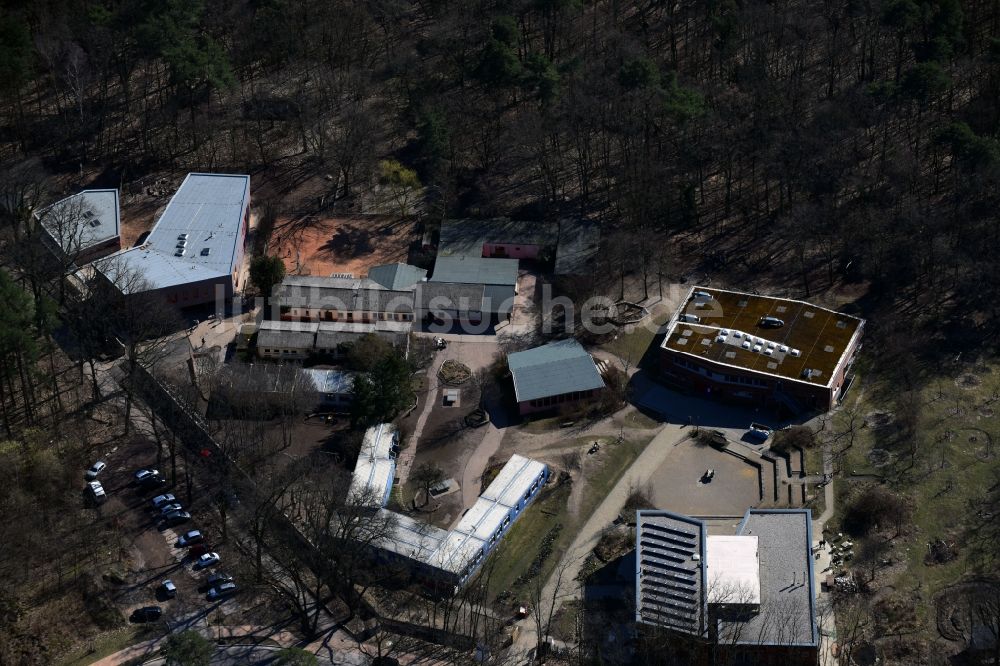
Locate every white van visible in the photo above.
<box><xmin>88</xmin><ymin>481</ymin><xmax>107</xmax><ymax>504</ymax></box>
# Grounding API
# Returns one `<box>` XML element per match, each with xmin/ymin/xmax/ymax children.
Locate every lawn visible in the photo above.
<box><xmin>484</xmin><ymin>436</ymin><xmax>650</xmax><ymax>602</ymax></box>
<box><xmin>825</xmin><ymin>363</ymin><xmax>1000</xmax><ymax>638</ymax></box>
<box><xmin>58</xmin><ymin>625</ymin><xmax>157</xmax><ymax>666</ymax></box>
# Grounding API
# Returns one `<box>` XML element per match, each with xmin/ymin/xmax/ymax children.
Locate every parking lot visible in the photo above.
<box><xmin>85</xmin><ymin>433</ymin><xmax>253</xmax><ymax>633</ymax></box>
<box><xmin>647</xmin><ymin>438</ymin><xmax>761</xmax><ymax>517</ymax></box>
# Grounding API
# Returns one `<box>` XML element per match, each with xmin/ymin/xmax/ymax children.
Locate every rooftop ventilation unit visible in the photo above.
<box><xmin>200</xmin><ymin>248</ymin><xmax>211</xmax><ymax>256</ymax></box>
<box><xmin>790</xmin><ymin>349</ymin><xmax>801</xmax><ymax>357</ymax></box>
<box><xmin>83</xmin><ymin>210</ymin><xmax>94</xmax><ymax>219</ymax></box>
<box><xmin>88</xmin><ymin>218</ymin><xmax>101</xmax><ymax>227</ymax></box>
<box><xmin>741</xmin><ymin>341</ymin><xmax>751</xmax><ymax>350</ymax></box>
<box><xmin>174</xmin><ymin>248</ymin><xmax>186</xmax><ymax>257</ymax></box>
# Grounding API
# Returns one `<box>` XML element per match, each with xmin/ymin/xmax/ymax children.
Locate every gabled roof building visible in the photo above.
<box><xmin>507</xmin><ymin>339</ymin><xmax>606</xmax><ymax>415</ymax></box>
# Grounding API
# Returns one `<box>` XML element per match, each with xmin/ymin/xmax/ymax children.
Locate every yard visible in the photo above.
<box><xmin>823</xmin><ymin>361</ymin><xmax>1000</xmax><ymax>657</ymax></box>
<box><xmin>646</xmin><ymin>437</ymin><xmax>762</xmax><ymax>516</ymax></box>
<box><xmin>484</xmin><ymin>437</ymin><xmax>651</xmax><ymax>602</ymax></box>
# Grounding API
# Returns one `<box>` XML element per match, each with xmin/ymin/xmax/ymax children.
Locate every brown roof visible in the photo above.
<box><xmin>661</xmin><ymin>287</ymin><xmax>863</xmax><ymax>386</ymax></box>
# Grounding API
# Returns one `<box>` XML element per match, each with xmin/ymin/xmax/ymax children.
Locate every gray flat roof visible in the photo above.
<box><xmin>367</xmin><ymin>263</ymin><xmax>427</xmax><ymax>290</ymax></box>
<box><xmin>38</xmin><ymin>189</ymin><xmax>120</xmax><ymax>253</ymax></box>
<box><xmin>100</xmin><ymin>174</ymin><xmax>249</xmax><ymax>291</ymax></box>
<box><xmin>431</xmin><ymin>256</ymin><xmax>518</xmax><ymax>286</ymax></box>
<box><xmin>721</xmin><ymin>510</ymin><xmax>818</xmax><ymax>647</ymax></box>
<box><xmin>636</xmin><ymin>510</ymin><xmax>708</xmax><ymax>636</ymax></box>
<box><xmin>438</xmin><ymin>218</ymin><xmax>559</xmax><ymax>258</ymax></box>
<box><xmin>275</xmin><ymin>275</ymin><xmax>414</xmax><ymax>313</ymax></box>
<box><xmin>508</xmin><ymin>339</ymin><xmax>606</xmax><ymax>403</ymax></box>
<box><xmin>417</xmin><ymin>282</ymin><xmax>485</xmax><ymax>312</ymax></box>
<box><xmin>257</xmin><ymin>320</ymin><xmax>318</xmax><ymax>349</ymax></box>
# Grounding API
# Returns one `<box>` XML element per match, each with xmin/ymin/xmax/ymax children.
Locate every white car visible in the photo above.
<box><xmin>85</xmin><ymin>461</ymin><xmax>107</xmax><ymax>481</ymax></box>
<box><xmin>194</xmin><ymin>552</ymin><xmax>220</xmax><ymax>570</ymax></box>
<box><xmin>88</xmin><ymin>481</ymin><xmax>107</xmax><ymax>504</ymax></box>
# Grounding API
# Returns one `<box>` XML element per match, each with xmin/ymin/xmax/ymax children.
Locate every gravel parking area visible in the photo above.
<box><xmin>648</xmin><ymin>438</ymin><xmax>761</xmax><ymax>516</ymax></box>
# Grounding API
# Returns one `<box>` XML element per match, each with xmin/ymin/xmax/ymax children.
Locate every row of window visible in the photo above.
<box><xmin>287</xmin><ymin>309</ymin><xmax>414</xmax><ymax>323</ymax></box>
<box><xmin>673</xmin><ymin>358</ymin><xmax>768</xmax><ymax>387</ymax></box>
<box><xmin>528</xmin><ymin>389</ymin><xmax>594</xmax><ymax>408</ymax></box>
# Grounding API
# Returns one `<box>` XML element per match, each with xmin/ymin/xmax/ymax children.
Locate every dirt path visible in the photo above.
<box><xmin>511</xmin><ymin>423</ymin><xmax>690</xmax><ymax>659</ymax></box>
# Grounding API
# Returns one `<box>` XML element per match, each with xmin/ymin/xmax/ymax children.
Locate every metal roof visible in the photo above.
<box><xmin>297</xmin><ymin>368</ymin><xmax>357</xmax><ymax>395</ymax></box>
<box><xmin>416</xmin><ymin>282</ymin><xmax>485</xmax><ymax>313</ymax></box>
<box><xmin>367</xmin><ymin>263</ymin><xmax>427</xmax><ymax>290</ymax></box>
<box><xmin>99</xmin><ymin>174</ymin><xmax>249</xmax><ymax>291</ymax></box>
<box><xmin>376</xmin><ymin>510</ymin><xmax>449</xmax><ymax>563</ymax></box>
<box><xmin>37</xmin><ymin>189</ymin><xmax>120</xmax><ymax>253</ymax></box>
<box><xmin>479</xmin><ymin>454</ymin><xmax>547</xmax><ymax>508</ymax></box>
<box><xmin>430</xmin><ymin>256</ymin><xmax>518</xmax><ymax>286</ymax></box>
<box><xmin>314</xmin><ymin>320</ymin><xmax>410</xmax><ymax>350</ymax></box>
<box><xmin>438</xmin><ymin>218</ymin><xmax>559</xmax><ymax>258</ymax></box>
<box><xmin>275</xmin><ymin>275</ymin><xmax>414</xmax><ymax>313</ymax></box>
<box><xmin>349</xmin><ymin>424</ymin><xmax>398</xmax><ymax>508</ymax></box>
<box><xmin>257</xmin><ymin>320</ymin><xmax>318</xmax><ymax>349</ymax></box>
<box><xmin>507</xmin><ymin>339</ymin><xmax>606</xmax><ymax>403</ymax></box>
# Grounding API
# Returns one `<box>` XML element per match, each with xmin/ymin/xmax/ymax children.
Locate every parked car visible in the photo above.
<box><xmin>758</xmin><ymin>316</ymin><xmax>785</xmax><ymax>328</ymax></box>
<box><xmin>134</xmin><ymin>468</ymin><xmax>159</xmax><ymax>483</ymax></box>
<box><xmin>679</xmin><ymin>313</ymin><xmax>700</xmax><ymax>324</ymax></box>
<box><xmin>130</xmin><ymin>606</ymin><xmax>162</xmax><ymax>623</ymax></box>
<box><xmin>158</xmin><ymin>580</ymin><xmax>177</xmax><ymax>599</ymax></box>
<box><xmin>692</xmin><ymin>290</ymin><xmax>713</xmax><ymax>301</ymax></box>
<box><xmin>157</xmin><ymin>503</ymin><xmax>184</xmax><ymax>517</ymax></box>
<box><xmin>207</xmin><ymin>581</ymin><xmax>238</xmax><ymax>601</ymax></box>
<box><xmin>87</xmin><ymin>481</ymin><xmax>107</xmax><ymax>504</ymax></box>
<box><xmin>85</xmin><ymin>461</ymin><xmax>107</xmax><ymax>481</ymax></box>
<box><xmin>177</xmin><ymin>530</ymin><xmax>204</xmax><ymax>547</ymax></box>
<box><xmin>161</xmin><ymin>511</ymin><xmax>191</xmax><ymax>527</ymax></box>
<box><xmin>204</xmin><ymin>572</ymin><xmax>234</xmax><ymax>590</ymax></box>
<box><xmin>194</xmin><ymin>552</ymin><xmax>220</xmax><ymax>570</ymax></box>
<box><xmin>138</xmin><ymin>475</ymin><xmax>167</xmax><ymax>491</ymax></box>
<box><xmin>151</xmin><ymin>494</ymin><xmax>177</xmax><ymax>509</ymax></box>
<box><xmin>746</xmin><ymin>423</ymin><xmax>774</xmax><ymax>444</ymax></box>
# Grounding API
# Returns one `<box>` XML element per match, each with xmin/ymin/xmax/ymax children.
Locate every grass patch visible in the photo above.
<box><xmin>486</xmin><ymin>436</ymin><xmax>650</xmax><ymax>602</ymax></box>
<box><xmin>58</xmin><ymin>625</ymin><xmax>158</xmax><ymax>666</ymax></box>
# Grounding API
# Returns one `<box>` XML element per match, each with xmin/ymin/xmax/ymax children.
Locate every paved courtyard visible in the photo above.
<box><xmin>648</xmin><ymin>437</ymin><xmax>761</xmax><ymax>517</ymax></box>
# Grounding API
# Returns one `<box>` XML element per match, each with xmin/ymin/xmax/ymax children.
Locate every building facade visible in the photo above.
<box><xmin>659</xmin><ymin>287</ymin><xmax>864</xmax><ymax>414</ymax></box>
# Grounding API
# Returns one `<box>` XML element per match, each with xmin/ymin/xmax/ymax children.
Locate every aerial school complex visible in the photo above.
<box><xmin>349</xmin><ymin>424</ymin><xmax>550</xmax><ymax>589</ymax></box>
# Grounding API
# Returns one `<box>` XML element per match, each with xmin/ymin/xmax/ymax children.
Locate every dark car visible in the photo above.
<box><xmin>177</xmin><ymin>530</ymin><xmax>204</xmax><ymax>547</ymax></box>
<box><xmin>207</xmin><ymin>581</ymin><xmax>238</xmax><ymax>601</ymax></box>
<box><xmin>134</xmin><ymin>468</ymin><xmax>159</xmax><ymax>483</ymax></box>
<box><xmin>130</xmin><ymin>606</ymin><xmax>162</xmax><ymax>623</ymax></box>
<box><xmin>758</xmin><ymin>316</ymin><xmax>785</xmax><ymax>329</ymax></box>
<box><xmin>157</xmin><ymin>503</ymin><xmax>184</xmax><ymax>517</ymax></box>
<box><xmin>158</xmin><ymin>580</ymin><xmax>177</xmax><ymax>599</ymax></box>
<box><xmin>161</xmin><ymin>510</ymin><xmax>192</xmax><ymax>527</ymax></box>
<box><xmin>206</xmin><ymin>572</ymin><xmax>233</xmax><ymax>587</ymax></box>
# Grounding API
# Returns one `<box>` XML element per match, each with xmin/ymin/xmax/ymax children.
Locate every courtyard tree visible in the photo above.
<box><xmin>411</xmin><ymin>463</ymin><xmax>445</xmax><ymax>507</ymax></box>
<box><xmin>350</xmin><ymin>351</ymin><xmax>414</xmax><ymax>429</ymax></box>
<box><xmin>378</xmin><ymin>159</ymin><xmax>422</xmax><ymax>218</ymax></box>
<box><xmin>249</xmin><ymin>255</ymin><xmax>286</xmax><ymax>301</ymax></box>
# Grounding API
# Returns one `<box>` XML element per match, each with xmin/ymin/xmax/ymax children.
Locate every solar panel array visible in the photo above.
<box><xmin>637</xmin><ymin>514</ymin><xmax>705</xmax><ymax>635</ymax></box>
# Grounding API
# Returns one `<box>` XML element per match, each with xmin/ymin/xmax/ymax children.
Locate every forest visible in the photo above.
<box><xmin>2</xmin><ymin>0</ymin><xmax>1000</xmax><ymax>664</ymax></box>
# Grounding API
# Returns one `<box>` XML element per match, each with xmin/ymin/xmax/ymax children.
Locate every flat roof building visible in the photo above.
<box><xmin>362</xmin><ymin>453</ymin><xmax>549</xmax><ymax>588</ymax></box>
<box><xmin>350</xmin><ymin>424</ymin><xmax>399</xmax><ymax>508</ymax></box>
<box><xmin>636</xmin><ymin>508</ymin><xmax>818</xmax><ymax>666</ymax></box>
<box><xmin>36</xmin><ymin>189</ymin><xmax>121</xmax><ymax>264</ymax></box>
<box><xmin>659</xmin><ymin>286</ymin><xmax>864</xmax><ymax>414</ymax></box>
<box><xmin>508</xmin><ymin>339</ymin><xmax>606</xmax><ymax>415</ymax></box>
<box><xmin>97</xmin><ymin>174</ymin><xmax>250</xmax><ymax>307</ymax></box>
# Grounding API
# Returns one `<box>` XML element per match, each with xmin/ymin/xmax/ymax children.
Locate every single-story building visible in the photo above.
<box><xmin>211</xmin><ymin>363</ymin><xmax>356</xmax><ymax>415</ymax></box>
<box><xmin>273</xmin><ymin>275</ymin><xmax>415</xmax><ymax>324</ymax></box>
<box><xmin>507</xmin><ymin>339</ymin><xmax>606</xmax><ymax>415</ymax></box>
<box><xmin>367</xmin><ymin>263</ymin><xmax>427</xmax><ymax>291</ymax></box>
<box><xmin>438</xmin><ymin>218</ymin><xmax>559</xmax><ymax>260</ymax></box>
<box><xmin>256</xmin><ymin>319</ymin><xmax>409</xmax><ymax>360</ymax></box>
<box><xmin>35</xmin><ymin>189</ymin><xmax>121</xmax><ymax>265</ymax></box>
<box><xmin>349</xmin><ymin>423</ymin><xmax>399</xmax><ymax>508</ymax></box>
<box><xmin>424</xmin><ymin>255</ymin><xmax>518</xmax><ymax>324</ymax></box>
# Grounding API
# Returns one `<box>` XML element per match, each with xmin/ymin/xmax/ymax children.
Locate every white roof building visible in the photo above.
<box><xmin>349</xmin><ymin>423</ymin><xmax>398</xmax><ymax>507</ymax></box>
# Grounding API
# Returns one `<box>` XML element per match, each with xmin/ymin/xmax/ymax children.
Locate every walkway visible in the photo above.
<box><xmin>511</xmin><ymin>424</ymin><xmax>687</xmax><ymax>659</ymax></box>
